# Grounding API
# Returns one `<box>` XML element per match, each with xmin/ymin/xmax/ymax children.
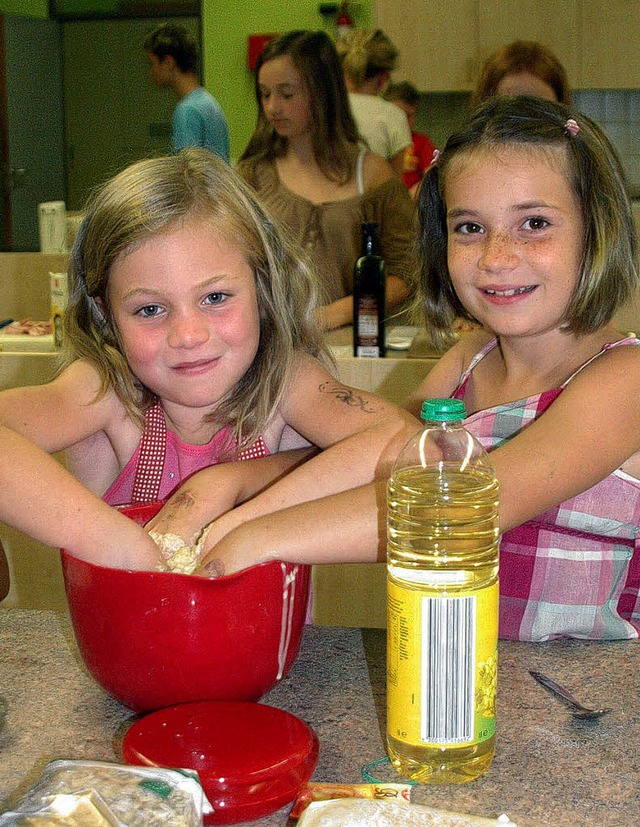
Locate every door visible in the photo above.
<box><xmin>63</xmin><ymin>16</ymin><xmax>199</xmax><ymax>211</ymax></box>
<box><xmin>0</xmin><ymin>13</ymin><xmax>66</xmax><ymax>251</ymax></box>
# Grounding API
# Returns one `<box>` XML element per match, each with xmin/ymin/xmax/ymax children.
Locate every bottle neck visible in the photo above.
<box><xmin>361</xmin><ymin>224</ymin><xmax>381</xmax><ymax>257</ymax></box>
<box><xmin>422</xmin><ymin>418</ymin><xmax>465</xmax><ymax>430</ymax></box>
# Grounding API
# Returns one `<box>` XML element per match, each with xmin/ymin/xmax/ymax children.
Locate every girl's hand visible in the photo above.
<box><xmin>114</xmin><ymin>524</ymin><xmax>167</xmax><ymax>571</ymax></box>
<box><xmin>64</xmin><ymin>511</ymin><xmax>166</xmax><ymax>572</ymax></box>
<box><xmin>145</xmin><ymin>468</ymin><xmax>241</xmax><ymax>547</ymax></box>
<box><xmin>195</xmin><ymin>522</ymin><xmax>259</xmax><ymax>578</ymax></box>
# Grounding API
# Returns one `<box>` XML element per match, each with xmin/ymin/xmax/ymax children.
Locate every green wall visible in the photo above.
<box><xmin>202</xmin><ymin>0</ymin><xmax>372</xmax><ymax>160</ymax></box>
<box><xmin>0</xmin><ymin>0</ymin><xmax>48</xmax><ymax>16</ymax></box>
<box><xmin>0</xmin><ymin>0</ymin><xmax>374</xmax><ymax>162</ymax></box>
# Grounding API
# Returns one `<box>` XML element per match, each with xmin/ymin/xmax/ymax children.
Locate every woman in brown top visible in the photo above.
<box><xmin>237</xmin><ymin>30</ymin><xmax>415</xmax><ymax>330</ymax></box>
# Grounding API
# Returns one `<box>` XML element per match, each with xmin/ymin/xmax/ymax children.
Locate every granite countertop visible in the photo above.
<box><xmin>1</xmin><ymin>609</ymin><xmax>640</xmax><ymax>825</ymax></box>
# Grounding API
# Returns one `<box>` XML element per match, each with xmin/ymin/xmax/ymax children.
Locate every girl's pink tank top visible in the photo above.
<box><xmin>103</xmin><ymin>401</ymin><xmax>270</xmax><ymax>506</ymax></box>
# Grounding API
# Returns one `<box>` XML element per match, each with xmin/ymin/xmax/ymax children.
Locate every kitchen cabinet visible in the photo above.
<box><xmin>578</xmin><ymin>2</ymin><xmax>640</xmax><ymax>88</ymax></box>
<box><xmin>375</xmin><ymin>0</ymin><xmax>478</xmax><ymax>92</ymax></box>
<box><xmin>477</xmin><ymin>1</ymin><xmax>579</xmax><ymax>86</ymax></box>
<box><xmin>375</xmin><ymin>0</ymin><xmax>580</xmax><ymax>92</ymax></box>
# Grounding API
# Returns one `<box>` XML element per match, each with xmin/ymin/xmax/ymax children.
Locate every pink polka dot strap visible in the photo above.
<box><xmin>130</xmin><ymin>402</ymin><xmax>269</xmax><ymax>503</ymax></box>
<box><xmin>237</xmin><ymin>437</ymin><xmax>269</xmax><ymax>461</ymax></box>
<box><xmin>131</xmin><ymin>403</ymin><xmax>167</xmax><ymax>503</ymax></box>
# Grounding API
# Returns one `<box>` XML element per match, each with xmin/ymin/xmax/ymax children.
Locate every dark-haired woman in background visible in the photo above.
<box><xmin>237</xmin><ymin>30</ymin><xmax>414</xmax><ymax>331</ymax></box>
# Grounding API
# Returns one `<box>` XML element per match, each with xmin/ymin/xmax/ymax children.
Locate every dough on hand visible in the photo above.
<box><xmin>149</xmin><ymin>524</ymin><xmax>212</xmax><ymax>575</ymax></box>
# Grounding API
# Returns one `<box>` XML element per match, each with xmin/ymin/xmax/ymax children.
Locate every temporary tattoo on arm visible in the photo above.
<box><xmin>164</xmin><ymin>490</ymin><xmax>196</xmax><ymax>515</ymax></box>
<box><xmin>318</xmin><ymin>381</ymin><xmax>379</xmax><ymax>412</ymax></box>
<box><xmin>148</xmin><ymin>489</ymin><xmax>196</xmax><ymax>533</ymax></box>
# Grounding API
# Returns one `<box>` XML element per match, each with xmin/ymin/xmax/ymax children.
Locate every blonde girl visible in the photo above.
<box><xmin>0</xmin><ymin>148</ymin><xmax>416</xmax><ymax>571</ymax></box>
<box><xmin>336</xmin><ymin>28</ymin><xmax>412</xmax><ymax>176</ymax></box>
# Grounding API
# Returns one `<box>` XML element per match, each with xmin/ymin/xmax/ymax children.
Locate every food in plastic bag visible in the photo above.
<box><xmin>0</xmin><ymin>760</ymin><xmax>206</xmax><ymax>826</ymax></box>
<box><xmin>289</xmin><ymin>782</ymin><xmax>412</xmax><ymax>820</ymax></box>
<box><xmin>296</xmin><ymin>799</ymin><xmax>518</xmax><ymax>827</ymax></box>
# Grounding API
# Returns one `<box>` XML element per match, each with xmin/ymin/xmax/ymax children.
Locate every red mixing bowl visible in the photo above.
<box><xmin>61</xmin><ymin>502</ymin><xmax>310</xmax><ymax>712</ymax></box>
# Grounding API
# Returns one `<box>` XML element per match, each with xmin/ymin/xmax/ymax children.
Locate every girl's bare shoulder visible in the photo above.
<box><xmin>53</xmin><ymin>360</ymin><xmax>127</xmax><ymax>414</ymax></box>
<box><xmin>0</xmin><ymin>358</ymin><xmax>134</xmax><ymax>455</ymax></box>
<box><xmin>431</xmin><ymin>328</ymin><xmax>495</xmax><ymax>384</ymax></box>
<box><xmin>0</xmin><ymin>358</ymin><xmax>110</xmax><ymax>414</ymax></box>
<box><xmin>404</xmin><ymin>329</ymin><xmax>493</xmax><ymax>415</ymax></box>
<box><xmin>455</xmin><ymin>327</ymin><xmax>495</xmax><ymax>360</ymax></box>
<box><xmin>568</xmin><ymin>336</ymin><xmax>640</xmax><ymax>397</ymax></box>
<box><xmin>286</xmin><ymin>351</ymin><xmax>337</xmax><ymax>394</ymax></box>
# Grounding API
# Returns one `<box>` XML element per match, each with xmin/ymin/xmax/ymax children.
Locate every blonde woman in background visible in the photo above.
<box><xmin>472</xmin><ymin>40</ymin><xmax>570</xmax><ymax>108</ymax></box>
<box><xmin>337</xmin><ymin>28</ymin><xmax>412</xmax><ymax>176</ymax></box>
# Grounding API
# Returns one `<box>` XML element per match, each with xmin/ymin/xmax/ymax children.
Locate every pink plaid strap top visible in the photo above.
<box><xmin>453</xmin><ymin>336</ymin><xmax>640</xmax><ymax>641</ymax></box>
<box><xmin>103</xmin><ymin>401</ymin><xmax>270</xmax><ymax>506</ymax></box>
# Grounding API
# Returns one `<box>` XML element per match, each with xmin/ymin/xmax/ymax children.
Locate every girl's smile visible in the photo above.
<box><xmin>482</xmin><ymin>284</ymin><xmax>538</xmax><ymax>302</ymax></box>
<box><xmin>445</xmin><ymin>145</ymin><xmax>584</xmax><ymax>340</ymax></box>
<box><xmin>106</xmin><ymin>218</ymin><xmax>261</xmax><ymax>430</ymax></box>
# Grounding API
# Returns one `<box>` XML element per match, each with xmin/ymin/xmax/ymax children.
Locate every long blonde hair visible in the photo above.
<box><xmin>63</xmin><ymin>148</ymin><xmax>328</xmax><ymax>450</ymax></box>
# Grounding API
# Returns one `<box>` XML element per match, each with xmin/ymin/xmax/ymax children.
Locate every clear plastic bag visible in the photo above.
<box><xmin>0</xmin><ymin>760</ymin><xmax>205</xmax><ymax>826</ymax></box>
<box><xmin>296</xmin><ymin>799</ymin><xmax>517</xmax><ymax>827</ymax></box>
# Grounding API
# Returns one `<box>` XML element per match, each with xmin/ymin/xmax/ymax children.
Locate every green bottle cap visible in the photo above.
<box><xmin>421</xmin><ymin>398</ymin><xmax>466</xmax><ymax>421</ymax></box>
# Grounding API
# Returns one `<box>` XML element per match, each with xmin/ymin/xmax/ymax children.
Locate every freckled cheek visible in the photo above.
<box><xmin>447</xmin><ymin>247</ymin><xmax>475</xmax><ymax>287</ymax></box>
<box><xmin>215</xmin><ymin>307</ymin><xmax>261</xmax><ymax>352</ymax></box>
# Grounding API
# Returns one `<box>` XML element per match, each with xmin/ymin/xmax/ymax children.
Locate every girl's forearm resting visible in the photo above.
<box><xmin>197</xmin><ymin>481</ymin><xmax>387</xmax><ymax>576</ymax></box>
<box><xmin>207</xmin><ymin>412</ymin><xmax>418</xmax><ymax>546</ymax></box>
<box><xmin>0</xmin><ymin>425</ymin><xmax>162</xmax><ymax>570</ymax></box>
<box><xmin>146</xmin><ymin>448</ymin><xmax>316</xmax><ymax>541</ymax></box>
<box><xmin>317</xmin><ymin>276</ymin><xmax>409</xmax><ymax>331</ymax></box>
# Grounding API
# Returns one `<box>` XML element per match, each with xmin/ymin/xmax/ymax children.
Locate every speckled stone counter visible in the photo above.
<box><xmin>1</xmin><ymin>609</ymin><xmax>639</xmax><ymax>826</ymax></box>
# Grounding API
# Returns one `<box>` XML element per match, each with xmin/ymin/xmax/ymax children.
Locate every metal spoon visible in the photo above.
<box><xmin>529</xmin><ymin>670</ymin><xmax>611</xmax><ymax>720</ymax></box>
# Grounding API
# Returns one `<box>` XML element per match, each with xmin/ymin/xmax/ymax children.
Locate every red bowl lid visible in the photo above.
<box><xmin>122</xmin><ymin>700</ymin><xmax>319</xmax><ymax>824</ymax></box>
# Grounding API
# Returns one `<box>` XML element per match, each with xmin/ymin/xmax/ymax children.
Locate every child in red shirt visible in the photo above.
<box><xmin>384</xmin><ymin>81</ymin><xmax>436</xmax><ymax>192</ymax></box>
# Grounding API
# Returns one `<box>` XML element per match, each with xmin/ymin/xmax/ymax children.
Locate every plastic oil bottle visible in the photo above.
<box><xmin>387</xmin><ymin>398</ymin><xmax>499</xmax><ymax>783</ymax></box>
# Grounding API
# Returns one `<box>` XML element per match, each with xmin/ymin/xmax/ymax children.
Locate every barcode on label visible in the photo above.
<box><xmin>420</xmin><ymin>595</ymin><xmax>476</xmax><ymax>744</ymax></box>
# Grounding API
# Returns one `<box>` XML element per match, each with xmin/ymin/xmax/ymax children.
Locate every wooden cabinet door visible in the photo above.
<box><xmin>578</xmin><ymin>1</ymin><xmax>640</xmax><ymax>88</ymax></box>
<box><xmin>375</xmin><ymin>0</ymin><xmax>478</xmax><ymax>91</ymax></box>
<box><xmin>476</xmin><ymin>1</ymin><xmax>579</xmax><ymax>91</ymax></box>
<box><xmin>375</xmin><ymin>0</ymin><xmax>581</xmax><ymax>93</ymax></box>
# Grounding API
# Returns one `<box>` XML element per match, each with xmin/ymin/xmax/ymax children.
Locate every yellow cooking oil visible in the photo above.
<box><xmin>386</xmin><ymin>411</ymin><xmax>500</xmax><ymax>784</ymax></box>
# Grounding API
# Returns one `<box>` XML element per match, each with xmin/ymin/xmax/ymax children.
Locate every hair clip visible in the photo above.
<box><xmin>430</xmin><ymin>148</ymin><xmax>441</xmax><ymax>166</ymax></box>
<box><xmin>564</xmin><ymin>118</ymin><xmax>580</xmax><ymax>137</ymax></box>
